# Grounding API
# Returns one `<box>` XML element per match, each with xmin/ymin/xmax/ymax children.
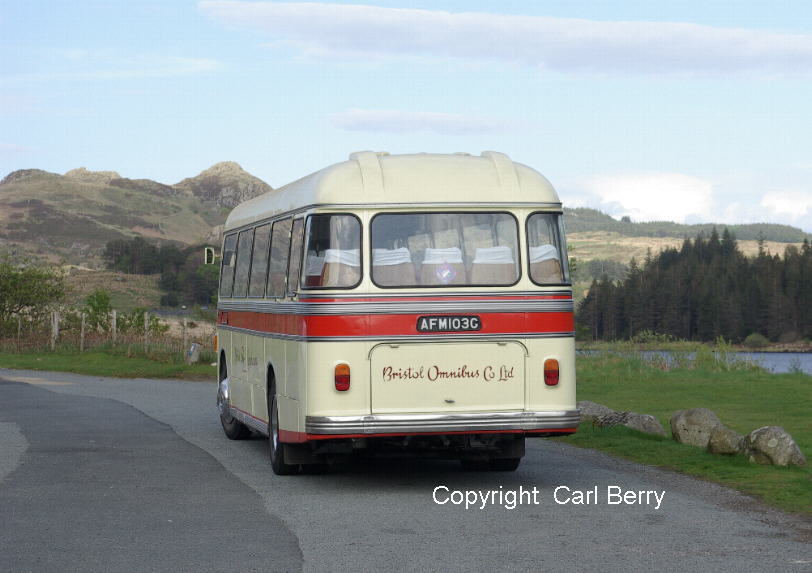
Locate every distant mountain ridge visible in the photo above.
<box><xmin>0</xmin><ymin>162</ymin><xmax>272</xmax><ymax>266</ymax></box>
<box><xmin>564</xmin><ymin>207</ymin><xmax>812</xmax><ymax>243</ymax></box>
<box><xmin>2</xmin><ymin>162</ymin><xmax>808</xmax><ymax>269</ymax></box>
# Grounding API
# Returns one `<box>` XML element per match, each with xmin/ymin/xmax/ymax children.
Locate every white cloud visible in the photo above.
<box><xmin>578</xmin><ymin>172</ymin><xmax>714</xmax><ymax>223</ymax></box>
<box><xmin>199</xmin><ymin>1</ymin><xmax>812</xmax><ymax>74</ymax></box>
<box><xmin>329</xmin><ymin>108</ymin><xmax>511</xmax><ymax>134</ymax></box>
<box><xmin>560</xmin><ymin>173</ymin><xmax>812</xmax><ymax>233</ymax></box>
<box><xmin>760</xmin><ymin>190</ymin><xmax>812</xmax><ymax>224</ymax></box>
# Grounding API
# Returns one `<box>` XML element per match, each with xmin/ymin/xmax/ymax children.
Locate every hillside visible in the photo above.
<box><xmin>563</xmin><ymin>207</ymin><xmax>812</xmax><ymax>243</ymax></box>
<box><xmin>0</xmin><ymin>162</ymin><xmax>271</xmax><ymax>266</ymax></box>
<box><xmin>2</xmin><ymin>162</ymin><xmax>808</xmax><ymax>272</ymax></box>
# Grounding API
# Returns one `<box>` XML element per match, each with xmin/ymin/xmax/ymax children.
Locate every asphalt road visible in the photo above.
<box><xmin>1</xmin><ymin>369</ymin><xmax>809</xmax><ymax>573</ymax></box>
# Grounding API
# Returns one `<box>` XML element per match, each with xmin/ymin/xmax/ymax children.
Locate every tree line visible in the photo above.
<box><xmin>103</xmin><ymin>237</ymin><xmax>218</xmax><ymax>307</ymax></box>
<box><xmin>577</xmin><ymin>229</ymin><xmax>812</xmax><ymax>343</ymax></box>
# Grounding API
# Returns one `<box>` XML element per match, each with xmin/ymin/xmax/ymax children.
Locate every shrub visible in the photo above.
<box><xmin>743</xmin><ymin>332</ymin><xmax>770</xmax><ymax>349</ymax></box>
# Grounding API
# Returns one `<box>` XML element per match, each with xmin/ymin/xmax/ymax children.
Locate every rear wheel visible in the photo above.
<box><xmin>268</xmin><ymin>383</ymin><xmax>299</xmax><ymax>475</ymax></box>
<box><xmin>218</xmin><ymin>363</ymin><xmax>250</xmax><ymax>440</ymax></box>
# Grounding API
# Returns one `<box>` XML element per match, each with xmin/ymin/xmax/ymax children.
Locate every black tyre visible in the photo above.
<box><xmin>217</xmin><ymin>364</ymin><xmax>250</xmax><ymax>440</ymax></box>
<box><xmin>268</xmin><ymin>383</ymin><xmax>299</xmax><ymax>475</ymax></box>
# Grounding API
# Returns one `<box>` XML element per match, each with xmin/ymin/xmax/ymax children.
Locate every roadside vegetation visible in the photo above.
<box><xmin>565</xmin><ymin>350</ymin><xmax>812</xmax><ymax>515</ymax></box>
<box><xmin>0</xmin><ymin>347</ymin><xmax>214</xmax><ymax>380</ymax></box>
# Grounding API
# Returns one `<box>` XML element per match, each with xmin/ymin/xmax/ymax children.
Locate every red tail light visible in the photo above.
<box><xmin>335</xmin><ymin>363</ymin><xmax>350</xmax><ymax>391</ymax></box>
<box><xmin>544</xmin><ymin>358</ymin><xmax>559</xmax><ymax>386</ymax></box>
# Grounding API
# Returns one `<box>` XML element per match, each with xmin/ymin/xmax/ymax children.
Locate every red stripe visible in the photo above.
<box><xmin>220</xmin><ymin>311</ymin><xmax>574</xmax><ymax>337</ymax></box>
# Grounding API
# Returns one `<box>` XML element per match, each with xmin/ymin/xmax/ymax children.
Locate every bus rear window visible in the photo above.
<box><xmin>370</xmin><ymin>213</ymin><xmax>519</xmax><ymax>287</ymax></box>
<box><xmin>302</xmin><ymin>214</ymin><xmax>362</xmax><ymax>289</ymax></box>
<box><xmin>527</xmin><ymin>213</ymin><xmax>569</xmax><ymax>284</ymax></box>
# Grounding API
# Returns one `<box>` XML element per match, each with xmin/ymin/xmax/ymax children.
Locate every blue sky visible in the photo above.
<box><xmin>2</xmin><ymin>1</ymin><xmax>811</xmax><ymax>231</ymax></box>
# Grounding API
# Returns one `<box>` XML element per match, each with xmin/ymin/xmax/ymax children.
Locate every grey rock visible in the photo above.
<box><xmin>745</xmin><ymin>426</ymin><xmax>807</xmax><ymax>467</ymax></box>
<box><xmin>670</xmin><ymin>408</ymin><xmax>722</xmax><ymax>448</ymax></box>
<box><xmin>577</xmin><ymin>401</ymin><xmax>615</xmax><ymax>422</ymax></box>
<box><xmin>593</xmin><ymin>411</ymin><xmax>629</xmax><ymax>427</ymax></box>
<box><xmin>624</xmin><ymin>413</ymin><xmax>667</xmax><ymax>437</ymax></box>
<box><xmin>707</xmin><ymin>425</ymin><xmax>745</xmax><ymax>455</ymax></box>
<box><xmin>594</xmin><ymin>411</ymin><xmax>667</xmax><ymax>437</ymax></box>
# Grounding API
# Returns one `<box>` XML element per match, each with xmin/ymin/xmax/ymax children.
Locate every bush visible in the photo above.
<box><xmin>84</xmin><ymin>289</ymin><xmax>112</xmax><ymax>331</ymax></box>
<box><xmin>743</xmin><ymin>332</ymin><xmax>770</xmax><ymax>349</ymax></box>
<box><xmin>0</xmin><ymin>256</ymin><xmax>65</xmax><ymax>334</ymax></box>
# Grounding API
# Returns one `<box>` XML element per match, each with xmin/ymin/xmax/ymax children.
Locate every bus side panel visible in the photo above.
<box><xmin>230</xmin><ymin>330</ymin><xmax>252</xmax><ymax>412</ymax></box>
<box><xmin>306</xmin><ymin>341</ymin><xmax>371</xmax><ymax>417</ymax></box>
<box><xmin>285</xmin><ymin>340</ymin><xmax>305</xmax><ymax>401</ymax></box>
<box><xmin>264</xmin><ymin>336</ymin><xmax>286</xmax><ymax>402</ymax></box>
<box><xmin>525</xmin><ymin>337</ymin><xmax>576</xmax><ymax>412</ymax></box>
<box><xmin>246</xmin><ymin>329</ymin><xmax>266</xmax><ymax>420</ymax></box>
<box><xmin>277</xmin><ymin>396</ymin><xmax>300</xmax><ymax>436</ymax></box>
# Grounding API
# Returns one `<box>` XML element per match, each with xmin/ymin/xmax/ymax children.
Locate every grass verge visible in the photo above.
<box><xmin>0</xmin><ymin>349</ymin><xmax>215</xmax><ymax>380</ymax></box>
<box><xmin>564</xmin><ymin>352</ymin><xmax>812</xmax><ymax>515</ymax></box>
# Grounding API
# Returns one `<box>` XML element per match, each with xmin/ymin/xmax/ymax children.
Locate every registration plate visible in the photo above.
<box><xmin>417</xmin><ymin>315</ymin><xmax>482</xmax><ymax>333</ymax></box>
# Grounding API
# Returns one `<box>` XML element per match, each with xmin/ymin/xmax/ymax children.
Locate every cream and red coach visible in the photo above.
<box><xmin>213</xmin><ymin>151</ymin><xmax>578</xmax><ymax>474</ymax></box>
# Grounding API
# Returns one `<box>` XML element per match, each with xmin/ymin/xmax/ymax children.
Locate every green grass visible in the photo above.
<box><xmin>0</xmin><ymin>349</ymin><xmax>215</xmax><ymax>380</ymax></box>
<box><xmin>565</xmin><ymin>352</ymin><xmax>812</xmax><ymax>515</ymax></box>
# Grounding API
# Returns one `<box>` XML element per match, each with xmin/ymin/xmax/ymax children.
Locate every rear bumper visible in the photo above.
<box><xmin>304</xmin><ymin>410</ymin><xmax>580</xmax><ymax>437</ymax></box>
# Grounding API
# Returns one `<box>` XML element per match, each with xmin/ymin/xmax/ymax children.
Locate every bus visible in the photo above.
<box><xmin>213</xmin><ymin>151</ymin><xmax>578</xmax><ymax>475</ymax></box>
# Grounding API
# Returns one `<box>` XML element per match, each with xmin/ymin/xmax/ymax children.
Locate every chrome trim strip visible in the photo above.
<box><xmin>306</xmin><ymin>410</ymin><xmax>580</xmax><ymax>435</ymax></box>
<box><xmin>298</xmin><ymin>289</ymin><xmax>573</xmax><ymax>299</ymax></box>
<box><xmin>216</xmin><ymin>324</ymin><xmax>575</xmax><ymax>342</ymax></box>
<box><xmin>218</xmin><ymin>299</ymin><xmax>573</xmax><ymax>315</ymax></box>
<box><xmin>230</xmin><ymin>406</ymin><xmax>269</xmax><ymax>436</ymax></box>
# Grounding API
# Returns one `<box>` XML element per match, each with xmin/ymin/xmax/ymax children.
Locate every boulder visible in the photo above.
<box><xmin>707</xmin><ymin>426</ymin><xmax>745</xmax><ymax>455</ymax></box>
<box><xmin>670</xmin><ymin>408</ymin><xmax>722</xmax><ymax>448</ymax></box>
<box><xmin>577</xmin><ymin>401</ymin><xmax>615</xmax><ymax>422</ymax></box>
<box><xmin>624</xmin><ymin>413</ymin><xmax>667</xmax><ymax>437</ymax></box>
<box><xmin>745</xmin><ymin>426</ymin><xmax>807</xmax><ymax>467</ymax></box>
<box><xmin>593</xmin><ymin>411</ymin><xmax>667</xmax><ymax>437</ymax></box>
<box><xmin>594</xmin><ymin>411</ymin><xmax>629</xmax><ymax>427</ymax></box>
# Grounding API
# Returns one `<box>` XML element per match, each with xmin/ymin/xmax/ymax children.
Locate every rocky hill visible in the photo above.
<box><xmin>0</xmin><ymin>162</ymin><xmax>272</xmax><ymax>266</ymax></box>
<box><xmin>174</xmin><ymin>161</ymin><xmax>272</xmax><ymax>208</ymax></box>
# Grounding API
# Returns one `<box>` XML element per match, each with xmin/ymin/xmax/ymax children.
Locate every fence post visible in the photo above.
<box><xmin>51</xmin><ymin>311</ymin><xmax>60</xmax><ymax>351</ymax></box>
<box><xmin>182</xmin><ymin>317</ymin><xmax>188</xmax><ymax>357</ymax></box>
<box><xmin>143</xmin><ymin>311</ymin><xmax>149</xmax><ymax>354</ymax></box>
<box><xmin>16</xmin><ymin>314</ymin><xmax>21</xmax><ymax>351</ymax></box>
<box><xmin>111</xmin><ymin>309</ymin><xmax>117</xmax><ymax>344</ymax></box>
<box><xmin>80</xmin><ymin>312</ymin><xmax>86</xmax><ymax>352</ymax></box>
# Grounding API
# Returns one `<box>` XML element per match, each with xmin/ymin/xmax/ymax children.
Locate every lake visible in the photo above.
<box><xmin>578</xmin><ymin>350</ymin><xmax>812</xmax><ymax>375</ymax></box>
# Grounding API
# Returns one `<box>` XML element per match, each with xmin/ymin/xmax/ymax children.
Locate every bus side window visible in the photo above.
<box><xmin>232</xmin><ymin>229</ymin><xmax>254</xmax><ymax>298</ymax></box>
<box><xmin>527</xmin><ymin>213</ymin><xmax>568</xmax><ymax>284</ymax></box>
<box><xmin>248</xmin><ymin>224</ymin><xmax>271</xmax><ymax>297</ymax></box>
<box><xmin>267</xmin><ymin>218</ymin><xmax>292</xmax><ymax>298</ymax></box>
<box><xmin>287</xmin><ymin>219</ymin><xmax>305</xmax><ymax>295</ymax></box>
<box><xmin>219</xmin><ymin>233</ymin><xmax>238</xmax><ymax>297</ymax></box>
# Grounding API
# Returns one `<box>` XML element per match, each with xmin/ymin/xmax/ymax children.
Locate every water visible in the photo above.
<box><xmin>732</xmin><ymin>352</ymin><xmax>812</xmax><ymax>374</ymax></box>
<box><xmin>578</xmin><ymin>349</ymin><xmax>812</xmax><ymax>375</ymax></box>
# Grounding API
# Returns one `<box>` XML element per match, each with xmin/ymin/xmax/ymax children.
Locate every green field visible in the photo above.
<box><xmin>565</xmin><ymin>352</ymin><xmax>812</xmax><ymax>515</ymax></box>
<box><xmin>0</xmin><ymin>349</ymin><xmax>215</xmax><ymax>380</ymax></box>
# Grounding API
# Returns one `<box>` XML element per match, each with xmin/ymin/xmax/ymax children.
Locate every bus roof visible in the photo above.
<box><xmin>224</xmin><ymin>151</ymin><xmax>560</xmax><ymax>232</ymax></box>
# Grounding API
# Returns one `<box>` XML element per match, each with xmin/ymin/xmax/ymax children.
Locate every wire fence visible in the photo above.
<box><xmin>1</xmin><ymin>310</ymin><xmax>217</xmax><ymax>364</ymax></box>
